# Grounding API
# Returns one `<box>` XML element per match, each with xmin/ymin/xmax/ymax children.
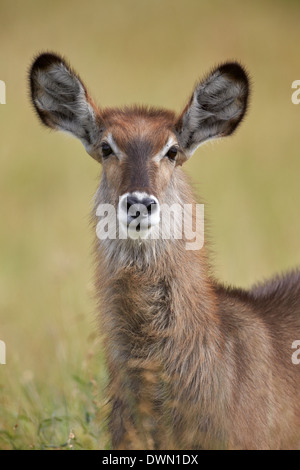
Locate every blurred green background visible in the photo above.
<box><xmin>0</xmin><ymin>0</ymin><xmax>300</xmax><ymax>449</ymax></box>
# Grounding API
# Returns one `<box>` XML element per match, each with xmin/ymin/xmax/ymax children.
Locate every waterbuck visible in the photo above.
<box><xmin>29</xmin><ymin>52</ymin><xmax>300</xmax><ymax>450</ymax></box>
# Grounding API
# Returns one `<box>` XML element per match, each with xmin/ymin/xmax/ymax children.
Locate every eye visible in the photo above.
<box><xmin>165</xmin><ymin>146</ymin><xmax>178</xmax><ymax>161</ymax></box>
<box><xmin>101</xmin><ymin>142</ymin><xmax>113</xmax><ymax>158</ymax></box>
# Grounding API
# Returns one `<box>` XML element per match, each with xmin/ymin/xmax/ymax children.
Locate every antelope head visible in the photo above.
<box><xmin>30</xmin><ymin>53</ymin><xmax>249</xmax><ymax>240</ymax></box>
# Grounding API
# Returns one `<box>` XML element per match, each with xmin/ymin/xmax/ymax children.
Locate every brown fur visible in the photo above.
<box><xmin>94</xmin><ymin>161</ymin><xmax>300</xmax><ymax>450</ymax></box>
<box><xmin>29</xmin><ymin>53</ymin><xmax>300</xmax><ymax>450</ymax></box>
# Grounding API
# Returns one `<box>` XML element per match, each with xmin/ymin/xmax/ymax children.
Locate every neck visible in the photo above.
<box><xmin>93</xmin><ymin>177</ymin><xmax>224</xmax><ymax>448</ymax></box>
<box><xmin>95</xmin><ymin>224</ymin><xmax>218</xmax><ymax>344</ymax></box>
<box><xmin>93</xmin><ymin>167</ymin><xmax>218</xmax><ymax>336</ymax></box>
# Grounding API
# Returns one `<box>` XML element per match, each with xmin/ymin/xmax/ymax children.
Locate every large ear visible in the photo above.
<box><xmin>176</xmin><ymin>62</ymin><xmax>249</xmax><ymax>156</ymax></box>
<box><xmin>29</xmin><ymin>52</ymin><xmax>103</xmax><ymax>158</ymax></box>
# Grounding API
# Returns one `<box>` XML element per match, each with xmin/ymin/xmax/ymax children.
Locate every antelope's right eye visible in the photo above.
<box><xmin>101</xmin><ymin>142</ymin><xmax>113</xmax><ymax>158</ymax></box>
<box><xmin>165</xmin><ymin>146</ymin><xmax>178</xmax><ymax>161</ymax></box>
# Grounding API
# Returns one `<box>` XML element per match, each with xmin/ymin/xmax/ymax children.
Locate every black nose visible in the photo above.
<box><xmin>126</xmin><ymin>196</ymin><xmax>158</xmax><ymax>218</ymax></box>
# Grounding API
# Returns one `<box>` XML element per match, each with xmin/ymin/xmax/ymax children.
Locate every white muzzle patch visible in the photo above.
<box><xmin>118</xmin><ymin>191</ymin><xmax>160</xmax><ymax>239</ymax></box>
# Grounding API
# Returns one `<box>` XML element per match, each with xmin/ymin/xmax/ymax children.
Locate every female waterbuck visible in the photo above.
<box><xmin>29</xmin><ymin>53</ymin><xmax>300</xmax><ymax>450</ymax></box>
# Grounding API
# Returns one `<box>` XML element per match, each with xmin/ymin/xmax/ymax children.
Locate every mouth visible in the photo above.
<box><xmin>125</xmin><ymin>218</ymin><xmax>155</xmax><ymax>239</ymax></box>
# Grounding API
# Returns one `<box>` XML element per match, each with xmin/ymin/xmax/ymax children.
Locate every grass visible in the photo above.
<box><xmin>0</xmin><ymin>354</ymin><xmax>109</xmax><ymax>450</ymax></box>
<box><xmin>1</xmin><ymin>0</ymin><xmax>300</xmax><ymax>449</ymax></box>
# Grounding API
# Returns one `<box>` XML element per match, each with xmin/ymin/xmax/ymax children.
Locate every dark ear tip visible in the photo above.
<box><xmin>30</xmin><ymin>52</ymin><xmax>65</xmax><ymax>76</ymax></box>
<box><xmin>217</xmin><ymin>61</ymin><xmax>249</xmax><ymax>86</ymax></box>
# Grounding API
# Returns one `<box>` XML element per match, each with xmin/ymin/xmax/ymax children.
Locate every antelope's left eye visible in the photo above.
<box><xmin>101</xmin><ymin>142</ymin><xmax>113</xmax><ymax>158</ymax></box>
<box><xmin>165</xmin><ymin>146</ymin><xmax>178</xmax><ymax>160</ymax></box>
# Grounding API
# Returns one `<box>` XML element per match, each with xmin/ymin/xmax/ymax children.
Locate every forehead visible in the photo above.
<box><xmin>101</xmin><ymin>106</ymin><xmax>177</xmax><ymax>155</ymax></box>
